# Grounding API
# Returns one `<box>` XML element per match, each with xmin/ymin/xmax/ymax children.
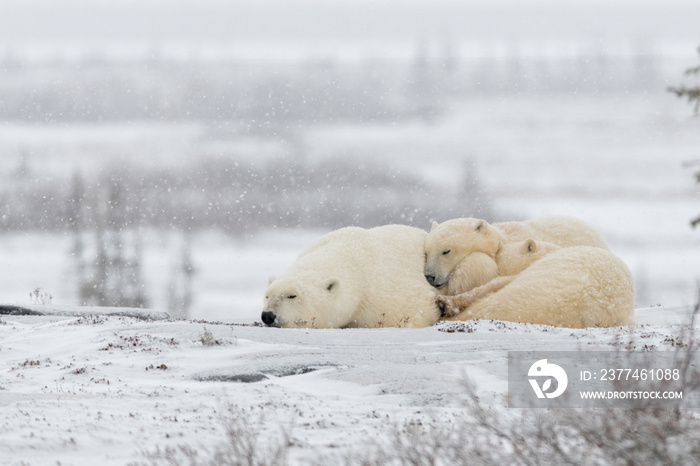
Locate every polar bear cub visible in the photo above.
<box><xmin>262</xmin><ymin>225</ymin><xmax>442</xmax><ymax>329</ymax></box>
<box><xmin>437</xmin><ymin>240</ymin><xmax>634</xmax><ymax>328</ymax></box>
<box><xmin>424</xmin><ymin>216</ymin><xmax>608</xmax><ymax>295</ymax></box>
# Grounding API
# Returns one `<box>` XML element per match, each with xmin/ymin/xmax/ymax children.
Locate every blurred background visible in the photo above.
<box><xmin>1</xmin><ymin>0</ymin><xmax>699</xmax><ymax>320</ymax></box>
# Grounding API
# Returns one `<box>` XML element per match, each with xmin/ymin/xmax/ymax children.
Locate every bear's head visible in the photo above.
<box><xmin>261</xmin><ymin>275</ymin><xmax>358</xmax><ymax>328</ymax></box>
<box><xmin>496</xmin><ymin>239</ymin><xmax>560</xmax><ymax>276</ymax></box>
<box><xmin>424</xmin><ymin>218</ymin><xmax>503</xmax><ymax>295</ymax></box>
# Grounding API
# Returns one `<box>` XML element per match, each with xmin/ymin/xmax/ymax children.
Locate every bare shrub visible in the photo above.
<box><xmin>138</xmin><ymin>405</ymin><xmax>289</xmax><ymax>466</ymax></box>
<box><xmin>344</xmin><ymin>361</ymin><xmax>700</xmax><ymax>466</ymax></box>
<box><xmin>199</xmin><ymin>326</ymin><xmax>218</xmax><ymax>346</ymax></box>
<box><xmin>29</xmin><ymin>287</ymin><xmax>52</xmax><ymax>305</ymax></box>
<box><xmin>349</xmin><ymin>304</ymin><xmax>700</xmax><ymax>466</ymax></box>
<box><xmin>459</xmin><ymin>372</ymin><xmax>700</xmax><ymax>465</ymax></box>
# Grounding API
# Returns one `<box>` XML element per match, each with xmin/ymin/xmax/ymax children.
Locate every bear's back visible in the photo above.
<box><xmin>360</xmin><ymin>225</ymin><xmax>439</xmax><ymax>327</ymax></box>
<box><xmin>509</xmin><ymin>246</ymin><xmax>634</xmax><ymax>326</ymax></box>
<box><xmin>290</xmin><ymin>224</ymin><xmax>430</xmax><ymax>292</ymax></box>
<box><xmin>497</xmin><ymin>216</ymin><xmax>608</xmax><ymax>250</ymax></box>
<box><xmin>363</xmin><ymin>224</ymin><xmax>429</xmax><ymax>286</ymax></box>
<box><xmin>529</xmin><ymin>246</ymin><xmax>627</xmax><ymax>279</ymax></box>
<box><xmin>471</xmin><ymin>245</ymin><xmax>633</xmax><ymax>327</ymax></box>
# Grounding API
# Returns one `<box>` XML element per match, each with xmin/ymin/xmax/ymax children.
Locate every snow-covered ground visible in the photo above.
<box><xmin>0</xmin><ymin>305</ymin><xmax>696</xmax><ymax>465</ymax></box>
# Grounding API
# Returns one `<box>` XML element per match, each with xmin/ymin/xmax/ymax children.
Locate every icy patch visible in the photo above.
<box><xmin>194</xmin><ymin>363</ymin><xmax>339</xmax><ymax>383</ymax></box>
<box><xmin>0</xmin><ymin>304</ymin><xmax>169</xmax><ymax>321</ymax></box>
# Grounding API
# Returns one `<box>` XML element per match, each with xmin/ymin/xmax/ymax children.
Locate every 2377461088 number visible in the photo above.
<box><xmin>600</xmin><ymin>368</ymin><xmax>680</xmax><ymax>381</ymax></box>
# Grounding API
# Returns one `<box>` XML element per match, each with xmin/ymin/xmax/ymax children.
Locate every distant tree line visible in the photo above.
<box><xmin>67</xmin><ymin>173</ymin><xmax>149</xmax><ymax>308</ymax></box>
<box><xmin>0</xmin><ymin>49</ymin><xmax>664</xmax><ymax>125</ymax></box>
<box><xmin>0</xmin><ymin>156</ymin><xmax>491</xmax><ymax>234</ymax></box>
<box><xmin>1</xmin><ymin>155</ymin><xmax>488</xmax><ymax>309</ymax></box>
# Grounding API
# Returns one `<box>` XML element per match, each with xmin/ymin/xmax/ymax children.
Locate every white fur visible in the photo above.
<box><xmin>262</xmin><ymin>225</ymin><xmax>441</xmax><ymax>328</ymax></box>
<box><xmin>425</xmin><ymin>216</ymin><xmax>608</xmax><ymax>295</ymax></box>
<box><xmin>497</xmin><ymin>216</ymin><xmax>608</xmax><ymax>249</ymax></box>
<box><xmin>441</xmin><ymin>242</ymin><xmax>634</xmax><ymax>328</ymax></box>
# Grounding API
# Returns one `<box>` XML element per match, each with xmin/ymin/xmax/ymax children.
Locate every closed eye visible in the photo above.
<box><xmin>287</xmin><ymin>294</ymin><xmax>297</xmax><ymax>299</ymax></box>
<box><xmin>442</xmin><ymin>249</ymin><xmax>451</xmax><ymax>255</ymax></box>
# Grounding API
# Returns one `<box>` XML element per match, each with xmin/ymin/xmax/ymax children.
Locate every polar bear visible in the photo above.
<box><xmin>424</xmin><ymin>216</ymin><xmax>608</xmax><ymax>295</ymax></box>
<box><xmin>261</xmin><ymin>225</ymin><xmax>442</xmax><ymax>329</ymax></box>
<box><xmin>437</xmin><ymin>240</ymin><xmax>634</xmax><ymax>328</ymax></box>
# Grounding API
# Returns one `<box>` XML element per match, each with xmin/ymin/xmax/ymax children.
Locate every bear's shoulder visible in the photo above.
<box><xmin>523</xmin><ymin>245</ymin><xmax>623</xmax><ymax>279</ymax></box>
<box><xmin>367</xmin><ymin>224</ymin><xmax>427</xmax><ymax>242</ymax></box>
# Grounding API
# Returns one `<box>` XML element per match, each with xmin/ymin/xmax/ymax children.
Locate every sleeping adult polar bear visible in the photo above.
<box><xmin>261</xmin><ymin>225</ymin><xmax>442</xmax><ymax>328</ymax></box>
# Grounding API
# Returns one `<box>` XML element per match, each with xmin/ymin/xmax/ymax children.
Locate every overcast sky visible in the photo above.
<box><xmin>2</xmin><ymin>0</ymin><xmax>699</xmax><ymax>61</ymax></box>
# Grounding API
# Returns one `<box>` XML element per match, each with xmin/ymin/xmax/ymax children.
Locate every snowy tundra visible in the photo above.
<box><xmin>0</xmin><ymin>306</ymin><xmax>697</xmax><ymax>465</ymax></box>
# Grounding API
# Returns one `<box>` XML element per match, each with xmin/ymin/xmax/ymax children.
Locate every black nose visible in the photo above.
<box><xmin>261</xmin><ymin>311</ymin><xmax>276</xmax><ymax>326</ymax></box>
<box><xmin>425</xmin><ymin>275</ymin><xmax>436</xmax><ymax>286</ymax></box>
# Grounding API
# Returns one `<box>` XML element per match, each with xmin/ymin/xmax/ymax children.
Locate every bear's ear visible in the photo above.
<box><xmin>474</xmin><ymin>220</ymin><xmax>486</xmax><ymax>233</ymax></box>
<box><xmin>522</xmin><ymin>239</ymin><xmax>537</xmax><ymax>254</ymax></box>
<box><xmin>430</xmin><ymin>221</ymin><xmax>439</xmax><ymax>232</ymax></box>
<box><xmin>325</xmin><ymin>278</ymin><xmax>340</xmax><ymax>292</ymax></box>
<box><xmin>268</xmin><ymin>275</ymin><xmax>277</xmax><ymax>285</ymax></box>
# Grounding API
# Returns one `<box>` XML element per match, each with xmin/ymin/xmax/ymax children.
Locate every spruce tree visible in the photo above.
<box><xmin>669</xmin><ymin>48</ymin><xmax>700</xmax><ymax>113</ymax></box>
<box><xmin>669</xmin><ymin>48</ymin><xmax>700</xmax><ymax>228</ymax></box>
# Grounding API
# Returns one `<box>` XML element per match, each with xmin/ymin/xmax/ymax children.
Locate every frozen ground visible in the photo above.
<box><xmin>0</xmin><ymin>305</ymin><xmax>697</xmax><ymax>465</ymax></box>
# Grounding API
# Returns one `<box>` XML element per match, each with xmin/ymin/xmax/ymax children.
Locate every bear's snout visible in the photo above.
<box><xmin>261</xmin><ymin>311</ymin><xmax>277</xmax><ymax>327</ymax></box>
<box><xmin>425</xmin><ymin>274</ymin><xmax>443</xmax><ymax>288</ymax></box>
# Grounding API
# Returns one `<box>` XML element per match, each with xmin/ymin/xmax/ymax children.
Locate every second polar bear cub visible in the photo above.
<box><xmin>437</xmin><ymin>240</ymin><xmax>635</xmax><ymax>328</ymax></box>
<box><xmin>424</xmin><ymin>216</ymin><xmax>608</xmax><ymax>295</ymax></box>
